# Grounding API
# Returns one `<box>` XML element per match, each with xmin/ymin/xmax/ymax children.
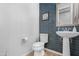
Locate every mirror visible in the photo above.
<box><xmin>56</xmin><ymin>3</ymin><xmax>79</xmax><ymax>26</ymax></box>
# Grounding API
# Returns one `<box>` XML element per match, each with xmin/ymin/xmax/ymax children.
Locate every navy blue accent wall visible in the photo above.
<box><xmin>39</xmin><ymin>3</ymin><xmax>57</xmax><ymax>51</ymax></box>
<box><xmin>40</xmin><ymin>3</ymin><xmax>79</xmax><ymax>56</ymax></box>
<box><xmin>40</xmin><ymin>3</ymin><xmax>56</xmax><ymax>33</ymax></box>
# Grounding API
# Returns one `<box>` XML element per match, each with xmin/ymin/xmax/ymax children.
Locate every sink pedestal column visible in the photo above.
<box><xmin>63</xmin><ymin>37</ymin><xmax>70</xmax><ymax>56</ymax></box>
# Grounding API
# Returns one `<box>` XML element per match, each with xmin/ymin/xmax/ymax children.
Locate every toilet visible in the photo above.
<box><xmin>32</xmin><ymin>33</ymin><xmax>48</xmax><ymax>56</ymax></box>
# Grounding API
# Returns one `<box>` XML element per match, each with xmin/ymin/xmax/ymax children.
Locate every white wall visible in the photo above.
<box><xmin>0</xmin><ymin>3</ymin><xmax>39</xmax><ymax>56</ymax></box>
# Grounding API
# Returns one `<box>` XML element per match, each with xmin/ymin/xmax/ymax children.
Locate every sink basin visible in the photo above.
<box><xmin>56</xmin><ymin>31</ymin><xmax>79</xmax><ymax>56</ymax></box>
<box><xmin>56</xmin><ymin>31</ymin><xmax>79</xmax><ymax>38</ymax></box>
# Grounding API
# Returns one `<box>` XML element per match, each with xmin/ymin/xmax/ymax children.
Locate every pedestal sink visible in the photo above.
<box><xmin>56</xmin><ymin>31</ymin><xmax>79</xmax><ymax>56</ymax></box>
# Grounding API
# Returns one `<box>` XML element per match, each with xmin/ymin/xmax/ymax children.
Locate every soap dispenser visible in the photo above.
<box><xmin>73</xmin><ymin>26</ymin><xmax>77</xmax><ymax>32</ymax></box>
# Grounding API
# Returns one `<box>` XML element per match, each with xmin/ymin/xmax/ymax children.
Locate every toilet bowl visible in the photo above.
<box><xmin>32</xmin><ymin>42</ymin><xmax>44</xmax><ymax>56</ymax></box>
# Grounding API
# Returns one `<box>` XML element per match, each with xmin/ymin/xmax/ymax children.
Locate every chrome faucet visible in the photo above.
<box><xmin>64</xmin><ymin>27</ymin><xmax>68</xmax><ymax>31</ymax></box>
